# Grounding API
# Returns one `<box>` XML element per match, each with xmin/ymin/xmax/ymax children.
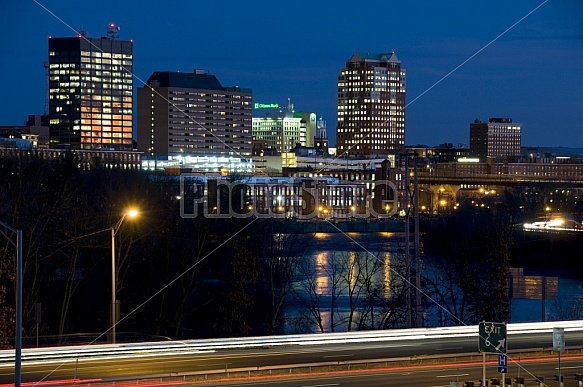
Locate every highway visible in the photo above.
<box><xmin>0</xmin><ymin>321</ymin><xmax>582</xmax><ymax>386</ymax></box>
<box><xmin>172</xmin><ymin>356</ymin><xmax>583</xmax><ymax>387</ymax></box>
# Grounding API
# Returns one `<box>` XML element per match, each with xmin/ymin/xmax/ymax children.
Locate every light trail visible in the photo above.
<box><xmin>0</xmin><ymin>320</ymin><xmax>581</xmax><ymax>366</ymax></box>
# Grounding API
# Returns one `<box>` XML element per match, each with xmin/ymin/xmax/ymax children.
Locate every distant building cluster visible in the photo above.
<box><xmin>1</xmin><ymin>24</ymin><xmax>582</xmax><ymax>215</ymax></box>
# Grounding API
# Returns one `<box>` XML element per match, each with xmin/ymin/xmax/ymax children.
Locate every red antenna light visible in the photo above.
<box><xmin>106</xmin><ymin>23</ymin><xmax>121</xmax><ymax>40</ymax></box>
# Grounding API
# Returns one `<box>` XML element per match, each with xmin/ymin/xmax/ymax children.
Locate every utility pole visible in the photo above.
<box><xmin>404</xmin><ymin>155</ymin><xmax>411</xmax><ymax>328</ymax></box>
<box><xmin>413</xmin><ymin>153</ymin><xmax>422</xmax><ymax>327</ymax></box>
<box><xmin>0</xmin><ymin>221</ymin><xmax>23</xmax><ymax>387</ymax></box>
<box><xmin>404</xmin><ymin>152</ymin><xmax>422</xmax><ymax>328</ymax></box>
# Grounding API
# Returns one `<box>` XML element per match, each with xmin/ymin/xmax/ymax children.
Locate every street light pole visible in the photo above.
<box><xmin>111</xmin><ymin>226</ymin><xmax>117</xmax><ymax>344</ymax></box>
<box><xmin>0</xmin><ymin>221</ymin><xmax>22</xmax><ymax>387</ymax></box>
<box><xmin>16</xmin><ymin>228</ymin><xmax>22</xmax><ymax>387</ymax></box>
<box><xmin>110</xmin><ymin>209</ymin><xmax>138</xmax><ymax>344</ymax></box>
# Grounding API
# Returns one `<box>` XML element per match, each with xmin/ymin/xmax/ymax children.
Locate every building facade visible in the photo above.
<box><xmin>0</xmin><ymin>115</ymin><xmax>50</xmax><ymax>149</ymax></box>
<box><xmin>48</xmin><ymin>25</ymin><xmax>134</xmax><ymax>150</ymax></box>
<box><xmin>252</xmin><ymin>111</ymin><xmax>316</xmax><ymax>153</ymax></box>
<box><xmin>314</xmin><ymin>116</ymin><xmax>329</xmax><ymax>155</ymax></box>
<box><xmin>137</xmin><ymin>70</ymin><xmax>252</xmax><ymax>159</ymax></box>
<box><xmin>336</xmin><ymin>52</ymin><xmax>406</xmax><ymax>158</ymax></box>
<box><xmin>0</xmin><ymin>147</ymin><xmax>141</xmax><ymax>170</ymax></box>
<box><xmin>470</xmin><ymin>117</ymin><xmax>522</xmax><ymax>162</ymax></box>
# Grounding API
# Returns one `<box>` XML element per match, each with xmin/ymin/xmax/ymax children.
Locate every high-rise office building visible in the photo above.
<box><xmin>470</xmin><ymin>117</ymin><xmax>522</xmax><ymax>162</ymax></box>
<box><xmin>137</xmin><ymin>70</ymin><xmax>252</xmax><ymax>158</ymax></box>
<box><xmin>336</xmin><ymin>52</ymin><xmax>406</xmax><ymax>158</ymax></box>
<box><xmin>252</xmin><ymin>111</ymin><xmax>316</xmax><ymax>153</ymax></box>
<box><xmin>48</xmin><ymin>24</ymin><xmax>133</xmax><ymax>150</ymax></box>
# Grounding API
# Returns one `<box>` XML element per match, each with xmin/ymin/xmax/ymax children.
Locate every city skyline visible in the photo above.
<box><xmin>1</xmin><ymin>0</ymin><xmax>582</xmax><ymax>149</ymax></box>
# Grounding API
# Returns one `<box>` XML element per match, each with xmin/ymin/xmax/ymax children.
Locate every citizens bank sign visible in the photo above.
<box><xmin>254</xmin><ymin>103</ymin><xmax>280</xmax><ymax>109</ymax></box>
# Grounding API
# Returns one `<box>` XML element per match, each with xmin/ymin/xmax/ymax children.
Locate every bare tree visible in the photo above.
<box><xmin>340</xmin><ymin>251</ymin><xmax>383</xmax><ymax>331</ymax></box>
<box><xmin>423</xmin><ymin>258</ymin><xmax>470</xmax><ymax>326</ymax></box>
<box><xmin>257</xmin><ymin>223</ymin><xmax>311</xmax><ymax>335</ymax></box>
<box><xmin>551</xmin><ymin>296</ymin><xmax>583</xmax><ymax>321</ymax></box>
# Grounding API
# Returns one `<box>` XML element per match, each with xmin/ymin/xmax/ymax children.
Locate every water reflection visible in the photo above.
<box><xmin>383</xmin><ymin>252</ymin><xmax>391</xmax><ymax>300</ymax></box>
<box><xmin>315</xmin><ymin>252</ymin><xmax>329</xmax><ymax>295</ymax></box>
<box><xmin>510</xmin><ymin>267</ymin><xmax>558</xmax><ymax>300</ymax></box>
<box><xmin>285</xmin><ymin>232</ymin><xmax>581</xmax><ymax>333</ymax></box>
<box><xmin>348</xmin><ymin>252</ymin><xmax>356</xmax><ymax>290</ymax></box>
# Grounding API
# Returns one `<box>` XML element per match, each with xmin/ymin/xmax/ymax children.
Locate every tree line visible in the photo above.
<box><xmin>0</xmin><ymin>153</ymin><xmax>522</xmax><ymax>348</ymax></box>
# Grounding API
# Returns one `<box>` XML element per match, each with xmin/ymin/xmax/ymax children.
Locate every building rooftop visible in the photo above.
<box><xmin>146</xmin><ymin>71</ymin><xmax>223</xmax><ymax>90</ymax></box>
<box><xmin>349</xmin><ymin>52</ymin><xmax>400</xmax><ymax>63</ymax></box>
<box><xmin>145</xmin><ymin>71</ymin><xmax>252</xmax><ymax>93</ymax></box>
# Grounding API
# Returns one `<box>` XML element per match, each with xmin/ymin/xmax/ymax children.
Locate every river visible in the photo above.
<box><xmin>282</xmin><ymin>231</ymin><xmax>583</xmax><ymax>333</ymax></box>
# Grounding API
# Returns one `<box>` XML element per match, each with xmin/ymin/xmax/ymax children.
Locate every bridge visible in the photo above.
<box><xmin>412</xmin><ymin>171</ymin><xmax>583</xmax><ymax>215</ymax></box>
<box><xmin>417</xmin><ymin>173</ymin><xmax>583</xmax><ymax>188</ymax></box>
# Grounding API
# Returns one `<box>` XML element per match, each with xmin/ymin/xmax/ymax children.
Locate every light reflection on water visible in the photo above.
<box><xmin>285</xmin><ymin>232</ymin><xmax>582</xmax><ymax>333</ymax></box>
<box><xmin>383</xmin><ymin>252</ymin><xmax>391</xmax><ymax>300</ymax></box>
<box><xmin>286</xmin><ymin>232</ymin><xmax>403</xmax><ymax>333</ymax></box>
<box><xmin>315</xmin><ymin>252</ymin><xmax>329</xmax><ymax>295</ymax></box>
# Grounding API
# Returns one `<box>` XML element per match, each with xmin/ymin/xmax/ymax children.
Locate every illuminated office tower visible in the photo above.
<box><xmin>48</xmin><ymin>24</ymin><xmax>133</xmax><ymax>150</ymax></box>
<box><xmin>137</xmin><ymin>70</ymin><xmax>252</xmax><ymax>158</ymax></box>
<box><xmin>252</xmin><ymin>111</ymin><xmax>316</xmax><ymax>153</ymax></box>
<box><xmin>336</xmin><ymin>52</ymin><xmax>406</xmax><ymax>157</ymax></box>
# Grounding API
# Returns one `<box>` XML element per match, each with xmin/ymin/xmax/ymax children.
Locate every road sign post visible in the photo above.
<box><xmin>498</xmin><ymin>354</ymin><xmax>507</xmax><ymax>387</ymax></box>
<box><xmin>479</xmin><ymin>322</ymin><xmax>507</xmax><ymax>353</ymax></box>
<box><xmin>479</xmin><ymin>322</ymin><xmax>507</xmax><ymax>386</ymax></box>
<box><xmin>553</xmin><ymin>327</ymin><xmax>565</xmax><ymax>387</ymax></box>
<box><xmin>498</xmin><ymin>353</ymin><xmax>507</xmax><ymax>373</ymax></box>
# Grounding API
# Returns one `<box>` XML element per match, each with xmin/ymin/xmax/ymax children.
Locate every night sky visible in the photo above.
<box><xmin>1</xmin><ymin>0</ymin><xmax>582</xmax><ymax>149</ymax></box>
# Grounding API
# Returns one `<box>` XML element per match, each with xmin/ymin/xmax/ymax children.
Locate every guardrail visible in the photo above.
<box><xmin>5</xmin><ymin>348</ymin><xmax>582</xmax><ymax>387</ymax></box>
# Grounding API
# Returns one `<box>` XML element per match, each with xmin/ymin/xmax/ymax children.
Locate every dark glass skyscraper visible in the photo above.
<box><xmin>48</xmin><ymin>26</ymin><xmax>133</xmax><ymax>150</ymax></box>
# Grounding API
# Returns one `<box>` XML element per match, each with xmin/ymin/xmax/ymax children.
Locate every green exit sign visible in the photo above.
<box><xmin>479</xmin><ymin>322</ymin><xmax>507</xmax><ymax>353</ymax></box>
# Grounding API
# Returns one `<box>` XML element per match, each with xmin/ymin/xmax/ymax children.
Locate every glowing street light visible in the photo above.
<box><xmin>111</xmin><ymin>209</ymin><xmax>138</xmax><ymax>344</ymax></box>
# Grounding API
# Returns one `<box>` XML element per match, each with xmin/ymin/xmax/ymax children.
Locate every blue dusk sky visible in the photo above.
<box><xmin>1</xmin><ymin>0</ymin><xmax>582</xmax><ymax>148</ymax></box>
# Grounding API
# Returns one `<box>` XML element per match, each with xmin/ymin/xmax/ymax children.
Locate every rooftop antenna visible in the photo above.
<box><xmin>79</xmin><ymin>24</ymin><xmax>88</xmax><ymax>38</ymax></box>
<box><xmin>106</xmin><ymin>22</ymin><xmax>120</xmax><ymax>40</ymax></box>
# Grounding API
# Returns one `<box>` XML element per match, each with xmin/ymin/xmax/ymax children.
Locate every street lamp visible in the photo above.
<box><xmin>0</xmin><ymin>220</ymin><xmax>22</xmax><ymax>387</ymax></box>
<box><xmin>111</xmin><ymin>209</ymin><xmax>138</xmax><ymax>344</ymax></box>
